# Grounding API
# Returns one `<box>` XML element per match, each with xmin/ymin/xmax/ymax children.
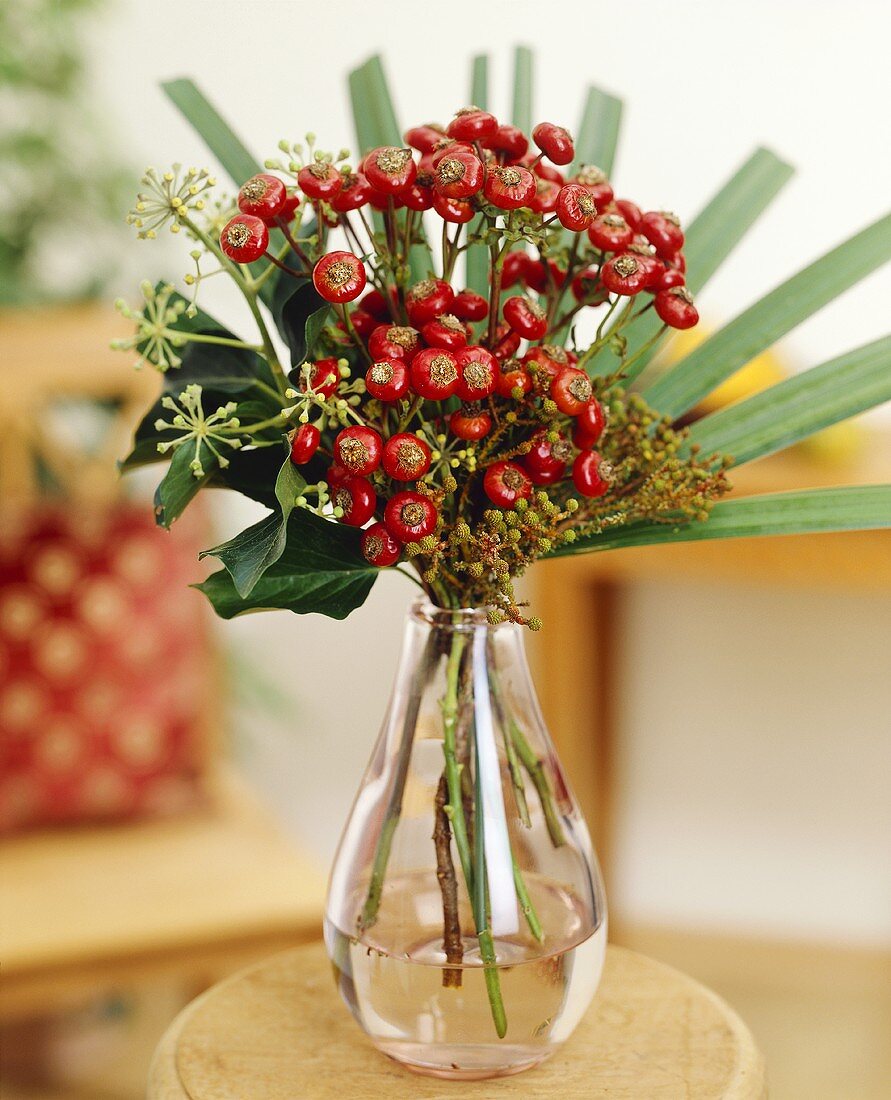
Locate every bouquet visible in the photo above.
<box><xmin>116</xmin><ymin>50</ymin><xmax>891</xmax><ymax>1069</ymax></box>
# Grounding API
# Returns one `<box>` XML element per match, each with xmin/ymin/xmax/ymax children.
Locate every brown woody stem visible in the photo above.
<box><xmin>434</xmin><ymin>774</ymin><xmax>463</xmax><ymax>988</ymax></box>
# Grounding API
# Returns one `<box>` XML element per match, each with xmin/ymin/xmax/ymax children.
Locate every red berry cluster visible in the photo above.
<box><xmin>214</xmin><ymin>104</ymin><xmax>704</xmax><ymax>617</ymax></box>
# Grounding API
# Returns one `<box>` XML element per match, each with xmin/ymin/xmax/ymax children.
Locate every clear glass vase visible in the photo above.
<box><xmin>324</xmin><ymin>598</ymin><xmax>607</xmax><ymax>1080</ymax></box>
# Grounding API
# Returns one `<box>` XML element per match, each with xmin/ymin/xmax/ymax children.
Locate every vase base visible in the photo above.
<box><xmin>378</xmin><ymin>1042</ymin><xmax>551</xmax><ymax>1080</ymax></box>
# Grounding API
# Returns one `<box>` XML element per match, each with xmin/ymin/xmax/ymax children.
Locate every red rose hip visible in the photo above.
<box><xmin>313</xmin><ymin>251</ymin><xmax>367</xmax><ymax>303</ymax></box>
<box><xmin>361</xmin><ymin>522</ymin><xmax>402</xmax><ymax>567</ymax></box>
<box><xmin>484</xmin><ymin>460</ymin><xmax>533</xmax><ymax>508</ymax></box>
<box><xmin>334</xmin><ymin>425</ymin><xmax>383</xmax><ymax>476</ymax></box>
<box><xmin>503</xmin><ymin>296</ymin><xmax>548</xmax><ymax>341</ymax></box>
<box><xmin>382</xmin><ymin>433</ymin><xmax>432</xmax><ymax>481</ymax></box>
<box><xmin>384</xmin><ymin>491</ymin><xmax>438</xmax><ymax>542</ymax></box>
<box><xmin>220</xmin><ymin>215</ymin><xmax>268</xmax><ymax>263</ymax></box>
<box><xmin>289</xmin><ymin>423</ymin><xmax>320</xmax><ymax>465</ymax></box>
<box><xmin>237</xmin><ymin>174</ymin><xmax>287</xmax><ymax>221</ymax></box>
<box><xmin>572</xmin><ymin>451</ymin><xmax>611</xmax><ymax>498</ymax></box>
<box><xmin>654</xmin><ymin>286</ymin><xmax>699</xmax><ymax>329</ymax></box>
<box><xmin>365</xmin><ymin>359</ymin><xmax>410</xmax><ymax>402</ymax></box>
<box><xmin>333</xmin><ymin>476</ymin><xmax>377</xmax><ymax>526</ymax></box>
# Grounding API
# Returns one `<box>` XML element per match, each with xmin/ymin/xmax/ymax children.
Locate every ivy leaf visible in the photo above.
<box><xmin>199</xmin><ymin>457</ymin><xmax>306</xmax><ymax>597</ymax></box>
<box><xmin>199</xmin><ymin>446</ymin><xmax>279</xmax><ymax>510</ymax></box>
<box><xmin>195</xmin><ymin>509</ymin><xmax>377</xmax><ymax>620</ymax></box>
<box><xmin>153</xmin><ymin>441</ymin><xmax>215</xmax><ymax>528</ymax></box>
<box><xmin>269</xmin><ymin>277</ymin><xmax>330</xmax><ymax>367</ymax></box>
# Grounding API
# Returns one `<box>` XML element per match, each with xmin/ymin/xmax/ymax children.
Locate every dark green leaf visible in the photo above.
<box><xmin>269</xmin><ymin>276</ymin><xmax>330</xmax><ymax>367</ymax></box>
<box><xmin>644</xmin><ymin>211</ymin><xmax>891</xmax><ymax>418</ymax></box>
<box><xmin>570</xmin><ymin>84</ymin><xmax>623</xmax><ymax>178</ymax></box>
<box><xmin>614</xmin><ymin>147</ymin><xmax>795</xmax><ymax>381</ymax></box>
<box><xmin>153</xmin><ymin>441</ymin><xmax>214</xmax><ymax>528</ymax></box>
<box><xmin>196</xmin><ymin>509</ymin><xmax>378</xmax><ymax>620</ymax></box>
<box><xmin>551</xmin><ymin>485</ymin><xmax>891</xmax><ymax>556</ymax></box>
<box><xmin>199</xmin><ymin>456</ymin><xmax>305</xmax><ymax>598</ymax></box>
<box><xmin>121</xmin><ymin>290</ymin><xmax>281</xmax><ymax>473</ymax></box>
<box><xmin>511</xmin><ymin>46</ymin><xmax>534</xmax><ymax>133</ymax></box>
<box><xmin>161</xmin><ymin>78</ymin><xmax>260</xmax><ymax>187</ymax></box>
<box><xmin>207</xmin><ymin>445</ymin><xmax>282</xmax><ymax>509</ymax></box>
<box><xmin>687</xmin><ymin>335</ymin><xmax>891</xmax><ymax>467</ymax></box>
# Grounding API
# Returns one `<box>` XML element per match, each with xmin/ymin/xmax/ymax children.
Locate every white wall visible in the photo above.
<box><xmin>91</xmin><ymin>0</ymin><xmax>891</xmax><ymax>943</ymax></box>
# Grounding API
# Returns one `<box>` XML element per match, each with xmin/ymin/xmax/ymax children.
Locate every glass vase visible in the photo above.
<box><xmin>324</xmin><ymin>599</ymin><xmax>607</xmax><ymax>1080</ymax></box>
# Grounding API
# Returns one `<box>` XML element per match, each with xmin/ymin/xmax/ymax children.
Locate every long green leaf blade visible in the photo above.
<box><xmin>644</xmin><ymin>211</ymin><xmax>891</xmax><ymax>418</ymax></box>
<box><xmin>616</xmin><ymin>147</ymin><xmax>795</xmax><ymax>380</ymax></box>
<box><xmin>161</xmin><ymin>79</ymin><xmax>293</xmax><ymax>308</ymax></box>
<box><xmin>551</xmin><ymin>485</ymin><xmax>891</xmax><ymax>556</ymax></box>
<box><xmin>684</xmin><ymin>147</ymin><xmax>795</xmax><ymax>294</ymax></box>
<box><xmin>470</xmin><ymin>54</ymin><xmax>489</xmax><ymax>110</ymax></box>
<box><xmin>465</xmin><ymin>54</ymin><xmax>491</xmax><ymax>297</ymax></box>
<box><xmin>348</xmin><ymin>55</ymin><xmax>427</xmax><ymax>281</ymax></box>
<box><xmin>687</xmin><ymin>335</ymin><xmax>891</xmax><ymax>466</ymax></box>
<box><xmin>511</xmin><ymin>46</ymin><xmax>534</xmax><ymax>133</ymax></box>
<box><xmin>571</xmin><ymin>85</ymin><xmax>623</xmax><ymax>178</ymax></box>
<box><xmin>161</xmin><ymin>78</ymin><xmax>260</xmax><ymax>185</ymax></box>
<box><xmin>348</xmin><ymin>55</ymin><xmax>401</xmax><ymax>149</ymax></box>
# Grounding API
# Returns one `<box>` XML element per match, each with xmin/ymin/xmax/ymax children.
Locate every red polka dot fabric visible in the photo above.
<box><xmin>0</xmin><ymin>505</ymin><xmax>213</xmax><ymax>833</ymax></box>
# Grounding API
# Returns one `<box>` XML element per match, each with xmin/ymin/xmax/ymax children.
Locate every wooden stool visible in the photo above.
<box><xmin>147</xmin><ymin>941</ymin><xmax>765</xmax><ymax>1099</ymax></box>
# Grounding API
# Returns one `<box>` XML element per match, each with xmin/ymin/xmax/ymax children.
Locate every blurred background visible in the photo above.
<box><xmin>1</xmin><ymin>1</ymin><xmax>889</xmax><ymax>1097</ymax></box>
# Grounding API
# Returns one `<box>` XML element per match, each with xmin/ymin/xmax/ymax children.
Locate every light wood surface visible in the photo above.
<box><xmin>0</xmin><ymin>769</ymin><xmax>326</xmax><ymax>1022</ymax></box>
<box><xmin>147</xmin><ymin>941</ymin><xmax>765</xmax><ymax>1099</ymax></box>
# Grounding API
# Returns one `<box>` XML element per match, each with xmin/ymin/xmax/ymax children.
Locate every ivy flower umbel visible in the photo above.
<box><xmin>112</xmin><ymin>281</ymin><xmax>189</xmax><ymax>370</ymax></box>
<box><xmin>154</xmin><ymin>383</ymin><xmax>242</xmax><ymax>478</ymax></box>
<box><xmin>127</xmin><ymin>165</ymin><xmax>216</xmax><ymax>238</ymax></box>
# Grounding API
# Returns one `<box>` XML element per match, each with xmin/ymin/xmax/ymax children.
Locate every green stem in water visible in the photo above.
<box><xmin>441</xmin><ymin>632</ymin><xmax>474</xmax><ymax>894</ymax></box>
<box><xmin>473</xmin><ymin>722</ymin><xmax>508</xmax><ymax>1039</ymax></box>
<box><xmin>512</xmin><ymin>858</ymin><xmax>544</xmax><ymax>942</ymax></box>
<box><xmin>508</xmin><ymin>717</ymin><xmax>567</xmax><ymax>849</ymax></box>
<box><xmin>358</xmin><ymin>633</ymin><xmax>438</xmax><ymax>932</ymax></box>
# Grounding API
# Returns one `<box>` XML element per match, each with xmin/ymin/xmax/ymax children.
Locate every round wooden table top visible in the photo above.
<box><xmin>148</xmin><ymin>941</ymin><xmax>765</xmax><ymax>1099</ymax></box>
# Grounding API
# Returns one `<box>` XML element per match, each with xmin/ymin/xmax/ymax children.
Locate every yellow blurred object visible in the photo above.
<box><xmin>662</xmin><ymin>323</ymin><xmax>866</xmax><ymax>465</ymax></box>
<box><xmin>664</xmin><ymin>325</ymin><xmax>786</xmax><ymax>412</ymax></box>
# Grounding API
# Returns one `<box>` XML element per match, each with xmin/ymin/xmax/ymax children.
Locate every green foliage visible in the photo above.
<box><xmin>199</xmin><ymin>456</ymin><xmax>305</xmax><ymax>598</ymax></box>
<box><xmin>196</xmin><ymin>509</ymin><xmax>378</xmax><ymax>620</ymax></box>
<box><xmin>465</xmin><ymin>55</ymin><xmax>491</xmax><ymax>298</ymax></box>
<box><xmin>511</xmin><ymin>46</ymin><xmax>534</xmax><ymax>134</ymax></box>
<box><xmin>552</xmin><ymin>485</ymin><xmax>891</xmax><ymax>555</ymax></box>
<box><xmin>606</xmin><ymin>147</ymin><xmax>795</xmax><ymax>382</ymax></box>
<box><xmin>644</xmin><ymin>212</ymin><xmax>891</xmax><ymax>417</ymax></box>
<box><xmin>687</xmin><ymin>336</ymin><xmax>891</xmax><ymax>467</ymax></box>
<box><xmin>161</xmin><ymin>78</ymin><xmax>261</xmax><ymax>187</ymax></box>
<box><xmin>570</xmin><ymin>84</ymin><xmax>623</xmax><ymax>179</ymax></box>
<box><xmin>269</xmin><ymin>277</ymin><xmax>330</xmax><ymax>369</ymax></box>
<box><xmin>153</xmin><ymin>441</ymin><xmax>215</xmax><ymax>528</ymax></box>
<box><xmin>348</xmin><ymin>55</ymin><xmax>428</xmax><ymax>283</ymax></box>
